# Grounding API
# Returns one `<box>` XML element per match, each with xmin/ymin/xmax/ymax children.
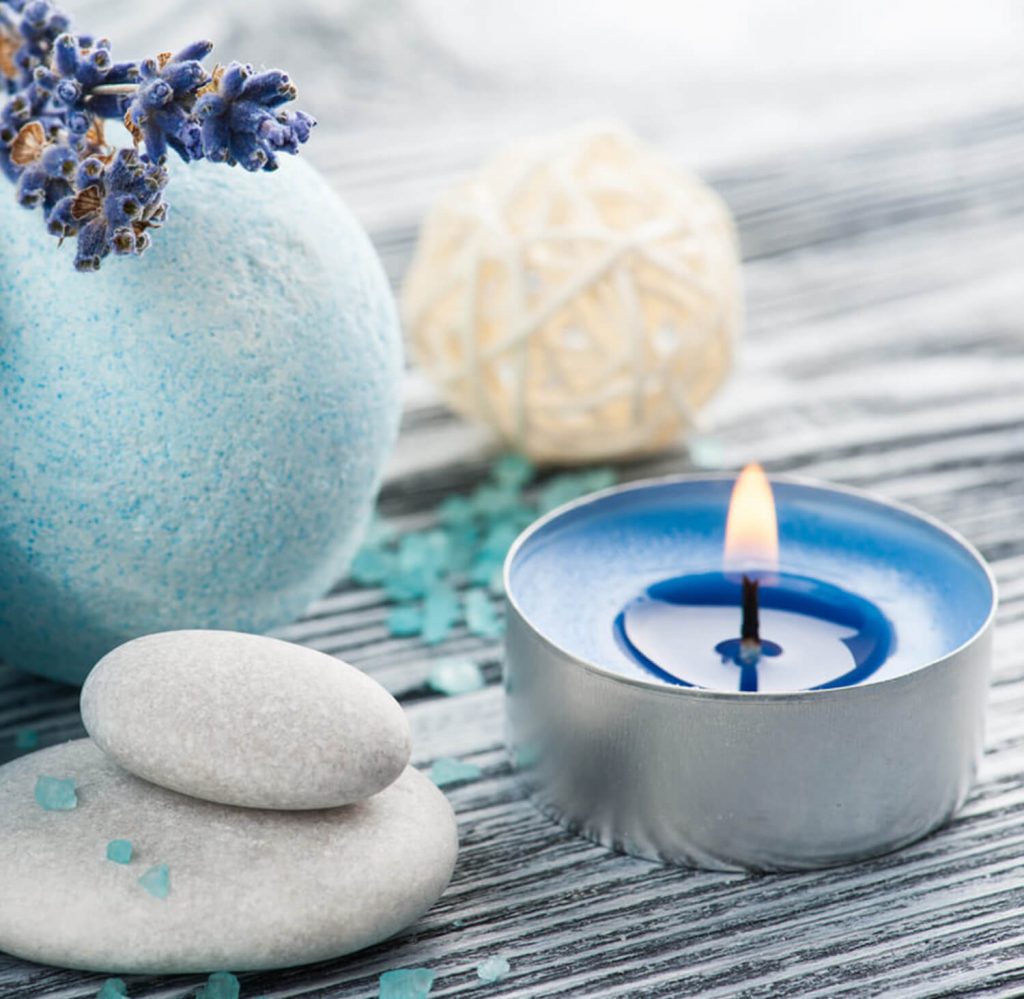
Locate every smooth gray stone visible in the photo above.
<box><xmin>0</xmin><ymin>740</ymin><xmax>458</xmax><ymax>973</ymax></box>
<box><xmin>81</xmin><ymin>630</ymin><xmax>411</xmax><ymax>809</ymax></box>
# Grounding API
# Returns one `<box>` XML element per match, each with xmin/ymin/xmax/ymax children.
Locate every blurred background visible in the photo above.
<box><xmin>72</xmin><ymin>0</ymin><xmax>1024</xmax><ymax>492</ymax></box>
<box><xmin>76</xmin><ymin>0</ymin><xmax>1024</xmax><ymax>246</ymax></box>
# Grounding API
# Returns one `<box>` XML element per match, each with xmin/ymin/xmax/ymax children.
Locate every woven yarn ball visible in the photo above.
<box><xmin>402</xmin><ymin>124</ymin><xmax>742</xmax><ymax>464</ymax></box>
<box><xmin>0</xmin><ymin>156</ymin><xmax>403</xmax><ymax>685</ymax></box>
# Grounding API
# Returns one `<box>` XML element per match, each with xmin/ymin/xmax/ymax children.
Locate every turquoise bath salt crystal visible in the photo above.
<box><xmin>34</xmin><ymin>775</ymin><xmax>77</xmax><ymax>811</ymax></box>
<box><xmin>350</xmin><ymin>547</ymin><xmax>396</xmax><ymax>586</ymax></box>
<box><xmin>387</xmin><ymin>605</ymin><xmax>424</xmax><ymax>638</ymax></box>
<box><xmin>386</xmin><ymin>567</ymin><xmax>436</xmax><ymax>603</ymax></box>
<box><xmin>196</xmin><ymin>971</ymin><xmax>240</xmax><ymax>999</ymax></box>
<box><xmin>106</xmin><ymin>839</ymin><xmax>134</xmax><ymax>864</ymax></box>
<box><xmin>363</xmin><ymin>514</ymin><xmax>398</xmax><ymax>549</ymax></box>
<box><xmin>438</xmin><ymin>494</ymin><xmax>474</xmax><ymax>528</ymax></box>
<box><xmin>537</xmin><ymin>474</ymin><xmax>591</xmax><ymax>514</ymax></box>
<box><xmin>428</xmin><ymin>658</ymin><xmax>485</xmax><ymax>695</ymax></box>
<box><xmin>469</xmin><ymin>554</ymin><xmax>502</xmax><ymax>587</ymax></box>
<box><xmin>379</xmin><ymin>967</ymin><xmax>435</xmax><ymax>999</ymax></box>
<box><xmin>15</xmin><ymin>729</ymin><xmax>39</xmax><ymax>751</ymax></box>
<box><xmin>96</xmin><ymin>979</ymin><xmax>128</xmax><ymax>999</ymax></box>
<box><xmin>396</xmin><ymin>534</ymin><xmax>425</xmax><ymax>570</ymax></box>
<box><xmin>138</xmin><ymin>863</ymin><xmax>170</xmax><ymax>899</ymax></box>
<box><xmin>493</xmin><ymin>453</ymin><xmax>535</xmax><ymax>490</ymax></box>
<box><xmin>444</xmin><ymin>524</ymin><xmax>480</xmax><ymax>573</ymax></box>
<box><xmin>421</xmin><ymin>583</ymin><xmax>461</xmax><ymax>646</ymax></box>
<box><xmin>505</xmin><ymin>505</ymin><xmax>540</xmax><ymax>532</ymax></box>
<box><xmin>488</xmin><ymin>566</ymin><xmax>505</xmax><ymax>596</ymax></box>
<box><xmin>536</xmin><ymin>468</ymin><xmax>616</xmax><ymax>514</ymax></box>
<box><xmin>479</xmin><ymin>522</ymin><xmax>520</xmax><ymax>561</ymax></box>
<box><xmin>430</xmin><ymin>757</ymin><xmax>481</xmax><ymax>788</ymax></box>
<box><xmin>477</xmin><ymin>956</ymin><xmax>511</xmax><ymax>984</ymax></box>
<box><xmin>465</xmin><ymin>589</ymin><xmax>503</xmax><ymax>639</ymax></box>
<box><xmin>423</xmin><ymin>531</ymin><xmax>454</xmax><ymax>574</ymax></box>
<box><xmin>579</xmin><ymin>467</ymin><xmax>617</xmax><ymax>492</ymax></box>
<box><xmin>471</xmin><ymin>484</ymin><xmax>522</xmax><ymax>521</ymax></box>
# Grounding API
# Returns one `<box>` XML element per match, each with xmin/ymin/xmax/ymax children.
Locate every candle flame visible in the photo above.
<box><xmin>724</xmin><ymin>463</ymin><xmax>779</xmax><ymax>578</ymax></box>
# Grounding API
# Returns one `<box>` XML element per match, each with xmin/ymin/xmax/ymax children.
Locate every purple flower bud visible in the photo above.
<box><xmin>53</xmin><ymin>32</ymin><xmax>76</xmax><ymax>75</ymax></box>
<box><xmin>196</xmin><ymin>60</ymin><xmax>314</xmax><ymax>173</ymax></box>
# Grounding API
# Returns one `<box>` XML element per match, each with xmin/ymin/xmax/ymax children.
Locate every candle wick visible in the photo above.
<box><xmin>740</xmin><ymin>574</ymin><xmax>761</xmax><ymax>663</ymax></box>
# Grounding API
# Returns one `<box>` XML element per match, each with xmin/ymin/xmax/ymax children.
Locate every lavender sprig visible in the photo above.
<box><xmin>195</xmin><ymin>62</ymin><xmax>314</xmax><ymax>172</ymax></box>
<box><xmin>123</xmin><ymin>41</ymin><xmax>210</xmax><ymax>164</ymax></box>
<box><xmin>0</xmin><ymin>0</ymin><xmax>316</xmax><ymax>271</ymax></box>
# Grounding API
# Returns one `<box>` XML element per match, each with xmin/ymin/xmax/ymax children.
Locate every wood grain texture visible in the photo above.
<box><xmin>4</xmin><ymin>1</ymin><xmax>1024</xmax><ymax>996</ymax></box>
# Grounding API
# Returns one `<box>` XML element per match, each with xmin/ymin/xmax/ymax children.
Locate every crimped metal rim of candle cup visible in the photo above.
<box><xmin>503</xmin><ymin>473</ymin><xmax>997</xmax><ymax>871</ymax></box>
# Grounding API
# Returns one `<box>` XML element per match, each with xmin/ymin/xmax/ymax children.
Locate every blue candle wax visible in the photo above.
<box><xmin>506</xmin><ymin>477</ymin><xmax>994</xmax><ymax>693</ymax></box>
<box><xmin>616</xmin><ymin>572</ymin><xmax>894</xmax><ymax>692</ymax></box>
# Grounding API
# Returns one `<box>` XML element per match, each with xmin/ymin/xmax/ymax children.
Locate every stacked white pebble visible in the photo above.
<box><xmin>0</xmin><ymin>631</ymin><xmax>459</xmax><ymax>974</ymax></box>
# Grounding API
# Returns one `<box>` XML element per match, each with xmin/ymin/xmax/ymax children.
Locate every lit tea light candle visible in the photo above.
<box><xmin>504</xmin><ymin>470</ymin><xmax>996</xmax><ymax>871</ymax></box>
<box><xmin>616</xmin><ymin>465</ymin><xmax>894</xmax><ymax>692</ymax></box>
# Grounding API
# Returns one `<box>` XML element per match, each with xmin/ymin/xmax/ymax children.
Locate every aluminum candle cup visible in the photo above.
<box><xmin>503</xmin><ymin>474</ymin><xmax>996</xmax><ymax>872</ymax></box>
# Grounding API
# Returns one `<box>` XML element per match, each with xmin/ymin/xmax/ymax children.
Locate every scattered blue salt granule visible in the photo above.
<box><xmin>428</xmin><ymin>658</ymin><xmax>485</xmax><ymax>695</ymax></box>
<box><xmin>15</xmin><ymin>729</ymin><xmax>39</xmax><ymax>751</ymax></box>
<box><xmin>35</xmin><ymin>775</ymin><xmax>77</xmax><ymax>811</ymax></box>
<box><xmin>350</xmin><ymin>547</ymin><xmax>396</xmax><ymax>586</ymax></box>
<box><xmin>379</xmin><ymin>967</ymin><xmax>435</xmax><ymax>999</ymax></box>
<box><xmin>422</xmin><ymin>582</ymin><xmax>462</xmax><ymax>645</ymax></box>
<box><xmin>470</xmin><ymin>483</ymin><xmax>522</xmax><ymax>521</ymax></box>
<box><xmin>387</xmin><ymin>605</ymin><xmax>424</xmax><ymax>638</ymax></box>
<box><xmin>465</xmin><ymin>589</ymin><xmax>503</xmax><ymax>639</ymax></box>
<box><xmin>96</xmin><ymin>979</ymin><xmax>128</xmax><ymax>999</ymax></box>
<box><xmin>106</xmin><ymin>839</ymin><xmax>134</xmax><ymax>864</ymax></box>
<box><xmin>398</xmin><ymin>531</ymin><xmax>450</xmax><ymax>576</ymax></box>
<box><xmin>493</xmin><ymin>452</ymin><xmax>535</xmax><ymax>489</ymax></box>
<box><xmin>386</xmin><ymin>566</ymin><xmax>436</xmax><ymax>603</ymax></box>
<box><xmin>537</xmin><ymin>468</ymin><xmax>616</xmax><ymax>514</ymax></box>
<box><xmin>479</xmin><ymin>522</ymin><xmax>520</xmax><ymax>562</ymax></box>
<box><xmin>364</xmin><ymin>513</ymin><xmax>398</xmax><ymax>548</ymax></box>
<box><xmin>196</xmin><ymin>971</ymin><xmax>240</xmax><ymax>999</ymax></box>
<box><xmin>438</xmin><ymin>494</ymin><xmax>474</xmax><ymax>527</ymax></box>
<box><xmin>430</xmin><ymin>757</ymin><xmax>482</xmax><ymax>788</ymax></box>
<box><xmin>445</xmin><ymin>524</ymin><xmax>480</xmax><ymax>573</ymax></box>
<box><xmin>351</xmin><ymin>454</ymin><xmax>616</xmax><ymax>646</ymax></box>
<box><xmin>477</xmin><ymin>956</ymin><xmax>511</xmax><ymax>984</ymax></box>
<box><xmin>138</xmin><ymin>863</ymin><xmax>170</xmax><ymax>899</ymax></box>
<box><xmin>487</xmin><ymin>566</ymin><xmax>505</xmax><ymax>597</ymax></box>
<box><xmin>469</xmin><ymin>556</ymin><xmax>500</xmax><ymax>588</ymax></box>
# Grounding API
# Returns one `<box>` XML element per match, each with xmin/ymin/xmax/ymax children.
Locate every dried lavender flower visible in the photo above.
<box><xmin>44</xmin><ymin>33</ymin><xmax>139</xmax><ymax>132</ymax></box>
<box><xmin>48</xmin><ymin>146</ymin><xmax>167</xmax><ymax>270</ymax></box>
<box><xmin>0</xmin><ymin>0</ymin><xmax>315</xmax><ymax>269</ymax></box>
<box><xmin>195</xmin><ymin>61</ymin><xmax>314</xmax><ymax>172</ymax></box>
<box><xmin>6</xmin><ymin>0</ymin><xmax>70</xmax><ymax>88</ymax></box>
<box><xmin>14</xmin><ymin>136</ymin><xmax>74</xmax><ymax>209</ymax></box>
<box><xmin>123</xmin><ymin>41</ymin><xmax>211</xmax><ymax>163</ymax></box>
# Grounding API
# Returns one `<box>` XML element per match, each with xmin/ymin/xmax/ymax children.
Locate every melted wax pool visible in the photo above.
<box><xmin>616</xmin><ymin>572</ymin><xmax>895</xmax><ymax>692</ymax></box>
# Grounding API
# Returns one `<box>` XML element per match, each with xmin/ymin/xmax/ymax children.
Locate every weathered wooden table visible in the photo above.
<box><xmin>4</xmin><ymin>2</ymin><xmax>1024</xmax><ymax>995</ymax></box>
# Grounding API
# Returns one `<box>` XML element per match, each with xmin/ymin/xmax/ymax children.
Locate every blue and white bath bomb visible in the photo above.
<box><xmin>0</xmin><ymin>156</ymin><xmax>403</xmax><ymax>684</ymax></box>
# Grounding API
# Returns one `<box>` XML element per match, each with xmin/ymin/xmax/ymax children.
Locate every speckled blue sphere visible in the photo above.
<box><xmin>0</xmin><ymin>156</ymin><xmax>403</xmax><ymax>685</ymax></box>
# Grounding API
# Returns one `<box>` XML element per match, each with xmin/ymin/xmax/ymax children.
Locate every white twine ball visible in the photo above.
<box><xmin>401</xmin><ymin>124</ymin><xmax>742</xmax><ymax>464</ymax></box>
